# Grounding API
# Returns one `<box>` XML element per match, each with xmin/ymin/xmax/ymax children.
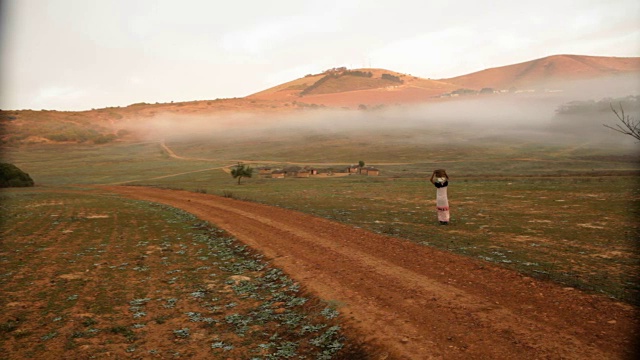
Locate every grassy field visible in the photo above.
<box><xmin>136</xmin><ymin>170</ymin><xmax>640</xmax><ymax>303</ymax></box>
<box><xmin>2</xmin><ymin>130</ymin><xmax>639</xmax><ymax>306</ymax></box>
<box><xmin>1</xmin><ymin>141</ymin><xmax>225</xmax><ymax>186</ymax></box>
<box><xmin>0</xmin><ymin>188</ymin><xmax>366</xmax><ymax>359</ymax></box>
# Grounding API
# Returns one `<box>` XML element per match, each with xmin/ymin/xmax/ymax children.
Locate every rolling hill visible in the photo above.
<box><xmin>248</xmin><ymin>54</ymin><xmax>640</xmax><ymax>107</ymax></box>
<box><xmin>248</xmin><ymin>67</ymin><xmax>458</xmax><ymax>107</ymax></box>
<box><xmin>1</xmin><ymin>54</ymin><xmax>639</xmax><ymax>144</ymax></box>
<box><xmin>440</xmin><ymin>54</ymin><xmax>640</xmax><ymax>90</ymax></box>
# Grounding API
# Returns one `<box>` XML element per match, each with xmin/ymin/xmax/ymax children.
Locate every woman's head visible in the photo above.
<box><xmin>434</xmin><ymin>169</ymin><xmax>446</xmax><ymax>177</ymax></box>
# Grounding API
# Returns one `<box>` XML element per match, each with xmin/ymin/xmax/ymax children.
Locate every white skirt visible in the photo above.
<box><xmin>436</xmin><ymin>186</ymin><xmax>450</xmax><ymax>222</ymax></box>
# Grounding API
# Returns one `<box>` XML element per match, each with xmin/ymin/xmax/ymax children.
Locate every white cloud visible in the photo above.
<box><xmin>219</xmin><ymin>13</ymin><xmax>340</xmax><ymax>58</ymax></box>
<box><xmin>221</xmin><ymin>20</ymin><xmax>291</xmax><ymax>56</ymax></box>
<box><xmin>368</xmin><ymin>28</ymin><xmax>485</xmax><ymax>78</ymax></box>
<box><xmin>129</xmin><ymin>76</ymin><xmax>144</xmax><ymax>86</ymax></box>
<box><xmin>1</xmin><ymin>0</ymin><xmax>639</xmax><ymax>110</ymax></box>
<box><xmin>32</xmin><ymin>86</ymin><xmax>87</xmax><ymax>109</ymax></box>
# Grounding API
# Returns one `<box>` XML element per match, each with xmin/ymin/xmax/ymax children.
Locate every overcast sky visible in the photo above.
<box><xmin>1</xmin><ymin>0</ymin><xmax>639</xmax><ymax>111</ymax></box>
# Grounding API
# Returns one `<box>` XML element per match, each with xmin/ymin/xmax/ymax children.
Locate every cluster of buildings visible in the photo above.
<box><xmin>257</xmin><ymin>164</ymin><xmax>380</xmax><ymax>179</ymax></box>
<box><xmin>438</xmin><ymin>87</ymin><xmax>563</xmax><ymax>98</ymax></box>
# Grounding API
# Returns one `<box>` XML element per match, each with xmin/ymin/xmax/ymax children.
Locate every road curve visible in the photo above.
<box><xmin>104</xmin><ymin>186</ymin><xmax>638</xmax><ymax>360</ymax></box>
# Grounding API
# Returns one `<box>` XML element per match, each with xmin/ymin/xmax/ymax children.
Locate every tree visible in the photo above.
<box><xmin>230</xmin><ymin>163</ymin><xmax>253</xmax><ymax>185</ymax></box>
<box><xmin>604</xmin><ymin>103</ymin><xmax>640</xmax><ymax>141</ymax></box>
<box><xmin>381</xmin><ymin>73</ymin><xmax>403</xmax><ymax>83</ymax></box>
<box><xmin>358</xmin><ymin>160</ymin><xmax>365</xmax><ymax>174</ymax></box>
<box><xmin>0</xmin><ymin>163</ymin><xmax>34</xmax><ymax>187</ymax></box>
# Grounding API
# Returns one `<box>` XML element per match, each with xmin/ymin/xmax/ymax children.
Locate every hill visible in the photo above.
<box><xmin>1</xmin><ymin>54</ymin><xmax>639</xmax><ymax>144</ymax></box>
<box><xmin>248</xmin><ymin>67</ymin><xmax>458</xmax><ymax>107</ymax></box>
<box><xmin>439</xmin><ymin>54</ymin><xmax>640</xmax><ymax>90</ymax></box>
<box><xmin>248</xmin><ymin>55</ymin><xmax>640</xmax><ymax>106</ymax></box>
<box><xmin>0</xmin><ymin>97</ymin><xmax>288</xmax><ymax>144</ymax></box>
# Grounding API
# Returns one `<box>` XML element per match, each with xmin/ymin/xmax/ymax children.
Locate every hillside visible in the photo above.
<box><xmin>440</xmin><ymin>54</ymin><xmax>640</xmax><ymax>90</ymax></box>
<box><xmin>249</xmin><ymin>55</ymin><xmax>640</xmax><ymax>106</ymax></box>
<box><xmin>0</xmin><ymin>97</ymin><xmax>290</xmax><ymax>144</ymax></box>
<box><xmin>1</xmin><ymin>54</ymin><xmax>639</xmax><ymax>145</ymax></box>
<box><xmin>249</xmin><ymin>67</ymin><xmax>458</xmax><ymax>107</ymax></box>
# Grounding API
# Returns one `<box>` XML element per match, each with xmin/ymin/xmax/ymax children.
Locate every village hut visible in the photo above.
<box><xmin>257</xmin><ymin>167</ymin><xmax>272</xmax><ymax>175</ymax></box>
<box><xmin>303</xmin><ymin>166</ymin><xmax>318</xmax><ymax>175</ymax></box>
<box><xmin>296</xmin><ymin>169</ymin><xmax>311</xmax><ymax>178</ymax></box>
<box><xmin>283</xmin><ymin>166</ymin><xmax>302</xmax><ymax>177</ymax></box>
<box><xmin>271</xmin><ymin>170</ymin><xmax>285</xmax><ymax>179</ymax></box>
<box><xmin>347</xmin><ymin>165</ymin><xmax>360</xmax><ymax>174</ymax></box>
<box><xmin>363</xmin><ymin>167</ymin><xmax>380</xmax><ymax>176</ymax></box>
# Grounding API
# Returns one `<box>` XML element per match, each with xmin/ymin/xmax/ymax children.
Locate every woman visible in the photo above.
<box><xmin>429</xmin><ymin>169</ymin><xmax>450</xmax><ymax>225</ymax></box>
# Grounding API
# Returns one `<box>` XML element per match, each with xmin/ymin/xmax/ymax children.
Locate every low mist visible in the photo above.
<box><xmin>126</xmin><ymin>74</ymin><xmax>640</xmax><ymax>151</ymax></box>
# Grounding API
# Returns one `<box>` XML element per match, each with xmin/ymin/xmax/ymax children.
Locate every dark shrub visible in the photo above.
<box><xmin>381</xmin><ymin>73</ymin><xmax>403</xmax><ymax>83</ymax></box>
<box><xmin>0</xmin><ymin>163</ymin><xmax>34</xmax><ymax>187</ymax></box>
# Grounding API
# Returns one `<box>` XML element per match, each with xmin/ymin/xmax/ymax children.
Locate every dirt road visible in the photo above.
<box><xmin>104</xmin><ymin>186</ymin><xmax>638</xmax><ymax>360</ymax></box>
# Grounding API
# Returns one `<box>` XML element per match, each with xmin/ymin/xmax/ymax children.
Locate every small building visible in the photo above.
<box><xmin>271</xmin><ymin>170</ymin><xmax>285</xmax><ymax>179</ymax></box>
<box><xmin>284</xmin><ymin>166</ymin><xmax>302</xmax><ymax>177</ymax></box>
<box><xmin>347</xmin><ymin>165</ymin><xmax>360</xmax><ymax>173</ymax></box>
<box><xmin>303</xmin><ymin>166</ymin><xmax>318</xmax><ymax>175</ymax></box>
<box><xmin>257</xmin><ymin>167</ymin><xmax>272</xmax><ymax>175</ymax></box>
<box><xmin>296</xmin><ymin>170</ymin><xmax>310</xmax><ymax>178</ymax></box>
<box><xmin>362</xmin><ymin>167</ymin><xmax>380</xmax><ymax>176</ymax></box>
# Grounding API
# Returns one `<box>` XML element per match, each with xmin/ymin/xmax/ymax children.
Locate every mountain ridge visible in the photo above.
<box><xmin>439</xmin><ymin>54</ymin><xmax>640</xmax><ymax>90</ymax></box>
<box><xmin>2</xmin><ymin>54</ymin><xmax>639</xmax><ymax>145</ymax></box>
<box><xmin>247</xmin><ymin>54</ymin><xmax>640</xmax><ymax>107</ymax></box>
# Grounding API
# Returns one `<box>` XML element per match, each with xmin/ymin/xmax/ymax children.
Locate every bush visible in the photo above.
<box><xmin>0</xmin><ymin>163</ymin><xmax>34</xmax><ymax>187</ymax></box>
<box><xmin>381</xmin><ymin>73</ymin><xmax>403</xmax><ymax>83</ymax></box>
<box><xmin>301</xmin><ymin>74</ymin><xmax>338</xmax><ymax>95</ymax></box>
<box><xmin>451</xmin><ymin>88</ymin><xmax>477</xmax><ymax>96</ymax></box>
<box><xmin>93</xmin><ymin>134</ymin><xmax>117</xmax><ymax>144</ymax></box>
<box><xmin>116</xmin><ymin>129</ymin><xmax>131</xmax><ymax>137</ymax></box>
<box><xmin>555</xmin><ymin>95</ymin><xmax>640</xmax><ymax>115</ymax></box>
<box><xmin>343</xmin><ymin>70</ymin><xmax>372</xmax><ymax>78</ymax></box>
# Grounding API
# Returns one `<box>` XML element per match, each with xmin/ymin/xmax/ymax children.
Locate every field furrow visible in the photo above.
<box><xmin>105</xmin><ymin>186</ymin><xmax>639</xmax><ymax>360</ymax></box>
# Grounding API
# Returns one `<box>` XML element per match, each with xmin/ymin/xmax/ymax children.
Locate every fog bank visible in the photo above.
<box><xmin>127</xmin><ymin>75</ymin><xmax>640</xmax><ymax>150</ymax></box>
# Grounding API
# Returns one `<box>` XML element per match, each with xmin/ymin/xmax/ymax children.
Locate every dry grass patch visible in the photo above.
<box><xmin>0</xmin><ymin>188</ymin><xmax>368</xmax><ymax>359</ymax></box>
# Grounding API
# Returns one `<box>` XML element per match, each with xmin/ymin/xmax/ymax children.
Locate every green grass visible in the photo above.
<box><xmin>116</xmin><ymin>136</ymin><xmax>640</xmax><ymax>302</ymax></box>
<box><xmin>1</xmin><ymin>141</ymin><xmax>225</xmax><ymax>185</ymax></box>
<box><xmin>2</xmin><ymin>132</ymin><xmax>639</xmax><ymax>304</ymax></box>
<box><xmin>133</xmin><ymin>168</ymin><xmax>640</xmax><ymax>303</ymax></box>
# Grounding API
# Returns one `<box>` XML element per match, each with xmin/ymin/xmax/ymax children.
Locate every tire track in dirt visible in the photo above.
<box><xmin>165</xmin><ymin>198</ymin><xmax>607</xmax><ymax>358</ymax></box>
<box><xmin>0</xmin><ymin>201</ymin><xmax>60</xmax><ymax>238</ymax></box>
<box><xmin>103</xmin><ymin>186</ymin><xmax>639</xmax><ymax>360</ymax></box>
<box><xmin>159</xmin><ymin>140</ymin><xmax>412</xmax><ymax>167</ymax></box>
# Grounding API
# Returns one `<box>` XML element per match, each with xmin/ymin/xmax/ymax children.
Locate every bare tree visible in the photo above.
<box><xmin>604</xmin><ymin>103</ymin><xmax>640</xmax><ymax>141</ymax></box>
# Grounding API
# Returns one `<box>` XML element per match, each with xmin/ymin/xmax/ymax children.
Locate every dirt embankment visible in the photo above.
<box><xmin>104</xmin><ymin>186</ymin><xmax>639</xmax><ymax>360</ymax></box>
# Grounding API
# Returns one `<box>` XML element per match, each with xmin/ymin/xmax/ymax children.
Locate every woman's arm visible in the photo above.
<box><xmin>429</xmin><ymin>172</ymin><xmax>436</xmax><ymax>184</ymax></box>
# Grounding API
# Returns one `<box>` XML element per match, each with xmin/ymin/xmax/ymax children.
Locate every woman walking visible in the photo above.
<box><xmin>429</xmin><ymin>169</ymin><xmax>450</xmax><ymax>225</ymax></box>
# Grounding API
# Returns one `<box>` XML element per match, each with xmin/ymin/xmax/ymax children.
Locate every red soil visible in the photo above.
<box><xmin>104</xmin><ymin>186</ymin><xmax>639</xmax><ymax>360</ymax></box>
<box><xmin>440</xmin><ymin>54</ymin><xmax>640</xmax><ymax>89</ymax></box>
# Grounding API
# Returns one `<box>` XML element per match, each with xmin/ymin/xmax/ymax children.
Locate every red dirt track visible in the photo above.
<box><xmin>105</xmin><ymin>186</ymin><xmax>638</xmax><ymax>360</ymax></box>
